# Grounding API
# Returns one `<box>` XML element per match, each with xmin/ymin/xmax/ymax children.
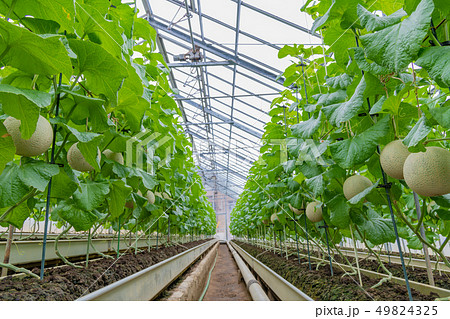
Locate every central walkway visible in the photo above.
<box><xmin>203</xmin><ymin>244</ymin><xmax>252</xmax><ymax>301</ymax></box>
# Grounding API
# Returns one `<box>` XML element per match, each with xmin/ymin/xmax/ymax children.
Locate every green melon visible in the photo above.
<box><xmin>343</xmin><ymin>175</ymin><xmax>372</xmax><ymax>200</ymax></box>
<box><xmin>403</xmin><ymin>146</ymin><xmax>450</xmax><ymax>197</ymax></box>
<box><xmin>306</xmin><ymin>202</ymin><xmax>323</xmax><ymax>223</ymax></box>
<box><xmin>4</xmin><ymin>115</ymin><xmax>53</xmax><ymax>157</ymax></box>
<box><xmin>270</xmin><ymin>213</ymin><xmax>279</xmax><ymax>223</ymax></box>
<box><xmin>146</xmin><ymin>190</ymin><xmax>155</xmax><ymax>204</ymax></box>
<box><xmin>380</xmin><ymin>140</ymin><xmax>411</xmax><ymax>179</ymax></box>
<box><xmin>103</xmin><ymin>149</ymin><xmax>124</xmax><ymax>165</ymax></box>
<box><xmin>67</xmin><ymin>142</ymin><xmax>100</xmax><ymax>172</ymax></box>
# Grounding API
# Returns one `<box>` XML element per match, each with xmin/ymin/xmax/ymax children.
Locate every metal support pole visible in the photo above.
<box><xmin>304</xmin><ymin>213</ymin><xmax>312</xmax><ymax>270</ymax></box>
<box><xmin>321</xmin><ymin>220</ymin><xmax>334</xmax><ymax>276</ymax></box>
<box><xmin>40</xmin><ymin>72</ymin><xmax>62</xmax><ymax>279</ymax></box>
<box><xmin>292</xmin><ymin>212</ymin><xmax>301</xmax><ymax>264</ymax></box>
<box><xmin>117</xmin><ymin>216</ymin><xmax>121</xmax><ymax>259</ymax></box>
<box><xmin>413</xmin><ymin>192</ymin><xmax>435</xmax><ymax>286</ymax></box>
<box><xmin>156</xmin><ymin>219</ymin><xmax>159</xmax><ymax>250</ymax></box>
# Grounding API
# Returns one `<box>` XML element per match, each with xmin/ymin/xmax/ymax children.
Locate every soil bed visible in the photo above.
<box><xmin>234</xmin><ymin>241</ymin><xmax>438</xmax><ymax>301</ymax></box>
<box><xmin>290</xmin><ymin>245</ymin><xmax>450</xmax><ymax>290</ymax></box>
<box><xmin>0</xmin><ymin>239</ymin><xmax>210</xmax><ymax>301</ymax></box>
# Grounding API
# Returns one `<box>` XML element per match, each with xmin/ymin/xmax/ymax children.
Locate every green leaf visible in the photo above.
<box><xmin>436</xmin><ymin>209</ymin><xmax>450</xmax><ymax>220</ymax></box>
<box><xmin>0</xmin><ymin>163</ymin><xmax>30</xmax><ymax>208</ymax></box>
<box><xmin>64</xmin><ymin>124</ymin><xmax>100</xmax><ymax>143</ymax></box>
<box><xmin>117</xmin><ymin>88</ymin><xmax>149</xmax><ymax>132</ymax></box>
<box><xmin>107</xmin><ymin>180</ymin><xmax>132</xmax><ymax>218</ymax></box>
<box><xmin>0</xmin><ymin>84</ymin><xmax>51</xmax><ymax>138</ymax></box>
<box><xmin>0</xmin><ymin>19</ymin><xmax>73</xmax><ymax>77</ymax></box>
<box><xmin>0</xmin><ymin>0</ymin><xmax>76</xmax><ymax>32</ymax></box>
<box><xmin>357</xmin><ymin>5</ymin><xmax>406</xmax><ymax>32</ymax></box>
<box><xmin>328</xmin><ymin>195</ymin><xmax>350</xmax><ymax>228</ymax></box>
<box><xmin>360</xmin><ymin>0</ymin><xmax>434</xmax><ymax>73</ymax></box>
<box><xmin>49</xmin><ymin>166</ymin><xmax>79</xmax><ymax>199</ymax></box>
<box><xmin>68</xmin><ymin>39</ymin><xmax>128</xmax><ymax>106</ymax></box>
<box><xmin>432</xmin><ymin>194</ymin><xmax>450</xmax><ymax>208</ymax></box>
<box><xmin>314</xmin><ymin>90</ymin><xmax>347</xmax><ymax>107</ymax></box>
<box><xmin>330</xmin><ymin>116</ymin><xmax>390</xmax><ymax>168</ymax></box>
<box><xmin>323</xmin><ymin>24</ymin><xmax>355</xmax><ymax>67</ymax></box>
<box><xmin>0</xmin><ymin>201</ymin><xmax>30</xmax><ymax>228</ymax></box>
<box><xmin>18</xmin><ymin>159</ymin><xmax>59</xmax><ymax>191</ymax></box>
<box><xmin>305</xmin><ymin>174</ymin><xmax>324</xmax><ymax>197</ymax></box>
<box><xmin>323</xmin><ymin>76</ymin><xmax>366</xmax><ymax>126</ymax></box>
<box><xmin>21</xmin><ymin>17</ymin><xmax>61</xmax><ymax>34</ymax></box>
<box><xmin>73</xmin><ymin>181</ymin><xmax>110</xmax><ymax>211</ymax></box>
<box><xmin>369</xmin><ymin>96</ymin><xmax>387</xmax><ymax>114</ymax></box>
<box><xmin>291</xmin><ymin>112</ymin><xmax>322</xmax><ymax>139</ymax></box>
<box><xmin>350</xmin><ymin>47</ymin><xmax>391</xmax><ymax>75</ymax></box>
<box><xmin>325</xmin><ymin>74</ymin><xmax>352</xmax><ymax>89</ymax></box>
<box><xmin>429</xmin><ymin>105</ymin><xmax>450</xmax><ymax>129</ymax></box>
<box><xmin>75</xmin><ymin>3</ymin><xmax>124</xmax><ymax>57</ymax></box>
<box><xmin>416</xmin><ymin>46</ymin><xmax>450</xmax><ymax>88</ymax></box>
<box><xmin>55</xmin><ymin>199</ymin><xmax>98</xmax><ymax>231</ymax></box>
<box><xmin>311</xmin><ymin>0</ymin><xmax>359</xmax><ymax>33</ymax></box>
<box><xmin>0</xmin><ymin>121</ymin><xmax>15</xmax><ymax>174</ymax></box>
<box><xmin>77</xmin><ymin>137</ymin><xmax>102</xmax><ymax>171</ymax></box>
<box><xmin>403</xmin><ymin>115</ymin><xmax>432</xmax><ymax>148</ymax></box>
<box><xmin>348</xmin><ymin>181</ymin><xmax>379</xmax><ymax>204</ymax></box>
<box><xmin>356</xmin><ymin>209</ymin><xmax>395</xmax><ymax>245</ymax></box>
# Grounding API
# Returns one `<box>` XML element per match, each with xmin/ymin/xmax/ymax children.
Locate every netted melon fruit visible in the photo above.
<box><xmin>162</xmin><ymin>192</ymin><xmax>172</xmax><ymax>200</ymax></box>
<box><xmin>270</xmin><ymin>213</ymin><xmax>279</xmax><ymax>223</ymax></box>
<box><xmin>306</xmin><ymin>202</ymin><xmax>323</xmax><ymax>223</ymax></box>
<box><xmin>289</xmin><ymin>203</ymin><xmax>303</xmax><ymax>215</ymax></box>
<box><xmin>4</xmin><ymin>115</ymin><xmax>53</xmax><ymax>157</ymax></box>
<box><xmin>343</xmin><ymin>175</ymin><xmax>372</xmax><ymax>200</ymax></box>
<box><xmin>403</xmin><ymin>146</ymin><xmax>450</xmax><ymax>197</ymax></box>
<box><xmin>146</xmin><ymin>190</ymin><xmax>155</xmax><ymax>204</ymax></box>
<box><xmin>67</xmin><ymin>142</ymin><xmax>100</xmax><ymax>172</ymax></box>
<box><xmin>380</xmin><ymin>140</ymin><xmax>411</xmax><ymax>179</ymax></box>
<box><xmin>103</xmin><ymin>149</ymin><xmax>124</xmax><ymax>165</ymax></box>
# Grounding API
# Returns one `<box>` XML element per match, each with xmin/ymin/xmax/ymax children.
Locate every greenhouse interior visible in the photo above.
<box><xmin>0</xmin><ymin>0</ymin><xmax>449</xmax><ymax>310</ymax></box>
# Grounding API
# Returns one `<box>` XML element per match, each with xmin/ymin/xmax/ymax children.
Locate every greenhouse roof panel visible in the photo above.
<box><xmin>139</xmin><ymin>0</ymin><xmax>319</xmax><ymax>199</ymax></box>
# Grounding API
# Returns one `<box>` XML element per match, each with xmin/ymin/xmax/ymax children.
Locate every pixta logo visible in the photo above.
<box><xmin>256</xmin><ymin>138</ymin><xmax>327</xmax><ymax>166</ymax></box>
<box><xmin>125</xmin><ymin>130</ymin><xmax>173</xmax><ymax>174</ymax></box>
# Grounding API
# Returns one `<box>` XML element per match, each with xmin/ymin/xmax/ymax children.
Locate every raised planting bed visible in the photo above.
<box><xmin>233</xmin><ymin>241</ymin><xmax>439</xmax><ymax>301</ymax></box>
<box><xmin>264</xmin><ymin>242</ymin><xmax>450</xmax><ymax>291</ymax></box>
<box><xmin>0</xmin><ymin>239</ymin><xmax>211</xmax><ymax>301</ymax></box>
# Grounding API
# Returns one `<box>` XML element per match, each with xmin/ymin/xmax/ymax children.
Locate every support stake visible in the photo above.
<box><xmin>413</xmin><ymin>192</ymin><xmax>435</xmax><ymax>286</ymax></box>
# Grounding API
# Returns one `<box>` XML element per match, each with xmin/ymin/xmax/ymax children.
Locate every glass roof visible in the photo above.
<box><xmin>138</xmin><ymin>0</ymin><xmax>322</xmax><ymax>200</ymax></box>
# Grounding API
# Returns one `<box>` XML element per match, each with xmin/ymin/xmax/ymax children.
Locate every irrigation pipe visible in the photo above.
<box><xmin>198</xmin><ymin>247</ymin><xmax>219</xmax><ymax>301</ymax></box>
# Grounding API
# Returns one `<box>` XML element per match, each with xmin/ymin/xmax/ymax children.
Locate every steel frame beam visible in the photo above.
<box><xmin>166</xmin><ymin>61</ymin><xmax>234</xmax><ymax>68</ymax></box>
<box><xmin>147</xmin><ymin>15</ymin><xmax>285</xmax><ymax>86</ymax></box>
<box><xmin>177</xmin><ymin>94</ymin><xmax>262</xmax><ymax>138</ymax></box>
<box><xmin>229</xmin><ymin>0</ymin><xmax>322</xmax><ymax>39</ymax></box>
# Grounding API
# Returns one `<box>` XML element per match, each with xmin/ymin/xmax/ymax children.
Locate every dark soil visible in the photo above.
<box><xmin>0</xmin><ymin>239</ymin><xmax>210</xmax><ymax>301</ymax></box>
<box><xmin>203</xmin><ymin>244</ymin><xmax>252</xmax><ymax>301</ymax></box>
<box><xmin>294</xmin><ymin>246</ymin><xmax>450</xmax><ymax>290</ymax></box>
<box><xmin>234</xmin><ymin>241</ymin><xmax>439</xmax><ymax>301</ymax></box>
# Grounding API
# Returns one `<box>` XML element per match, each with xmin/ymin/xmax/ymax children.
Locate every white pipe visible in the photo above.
<box><xmin>227</xmin><ymin>242</ymin><xmax>270</xmax><ymax>301</ymax></box>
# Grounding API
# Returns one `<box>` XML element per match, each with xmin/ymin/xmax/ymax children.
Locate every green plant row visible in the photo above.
<box><xmin>0</xmin><ymin>0</ymin><xmax>216</xmax><ymax>243</ymax></box>
<box><xmin>230</xmin><ymin>0</ymin><xmax>450</xmax><ymax>270</ymax></box>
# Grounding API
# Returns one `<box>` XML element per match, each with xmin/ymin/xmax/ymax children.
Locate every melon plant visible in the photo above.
<box><xmin>403</xmin><ymin>147</ymin><xmax>450</xmax><ymax>197</ymax></box>
<box><xmin>262</xmin><ymin>218</ymin><xmax>269</xmax><ymax>225</ymax></box>
<box><xmin>103</xmin><ymin>149</ymin><xmax>124</xmax><ymax>165</ymax></box>
<box><xmin>343</xmin><ymin>175</ymin><xmax>372</xmax><ymax>200</ymax></box>
<box><xmin>380</xmin><ymin>140</ymin><xmax>411</xmax><ymax>180</ymax></box>
<box><xmin>67</xmin><ymin>142</ymin><xmax>99</xmax><ymax>172</ymax></box>
<box><xmin>3</xmin><ymin>115</ymin><xmax>53</xmax><ymax>157</ymax></box>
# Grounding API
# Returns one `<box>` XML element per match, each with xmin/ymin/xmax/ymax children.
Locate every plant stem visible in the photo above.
<box><xmin>69</xmin><ymin>73</ymin><xmax>82</xmax><ymax>91</ymax></box>
<box><xmin>54</xmin><ymin>226</ymin><xmax>83</xmax><ymax>269</ymax></box>
<box><xmin>1</xmin><ymin>225</ymin><xmax>14</xmax><ymax>277</ymax></box>
<box><xmin>423</xmin><ymin>137</ymin><xmax>450</xmax><ymax>145</ymax></box>
<box><xmin>0</xmin><ymin>263</ymin><xmax>39</xmax><ymax>279</ymax></box>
